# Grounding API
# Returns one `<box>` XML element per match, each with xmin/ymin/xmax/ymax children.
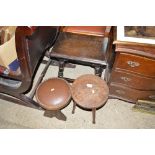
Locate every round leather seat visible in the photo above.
<box><xmin>36</xmin><ymin>78</ymin><xmax>71</xmax><ymax>110</ymax></box>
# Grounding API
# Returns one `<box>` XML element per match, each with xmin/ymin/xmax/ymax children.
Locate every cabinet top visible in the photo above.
<box><xmin>113</xmin><ymin>40</ymin><xmax>155</xmax><ymax>59</ymax></box>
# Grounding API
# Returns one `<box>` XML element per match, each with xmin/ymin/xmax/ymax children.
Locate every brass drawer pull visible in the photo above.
<box><xmin>149</xmin><ymin>95</ymin><xmax>155</xmax><ymax>100</ymax></box>
<box><xmin>116</xmin><ymin>90</ymin><xmax>125</xmax><ymax>95</ymax></box>
<box><xmin>127</xmin><ymin>61</ymin><xmax>140</xmax><ymax>67</ymax></box>
<box><xmin>120</xmin><ymin>76</ymin><xmax>131</xmax><ymax>82</ymax></box>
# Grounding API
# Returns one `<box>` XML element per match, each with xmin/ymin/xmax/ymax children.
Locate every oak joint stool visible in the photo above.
<box><xmin>50</xmin><ymin>32</ymin><xmax>108</xmax><ymax>82</ymax></box>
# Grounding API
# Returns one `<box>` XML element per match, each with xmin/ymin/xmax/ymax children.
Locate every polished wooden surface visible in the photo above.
<box><xmin>108</xmin><ymin>41</ymin><xmax>155</xmax><ymax>103</ymax></box>
<box><xmin>114</xmin><ymin>52</ymin><xmax>155</xmax><ymax>78</ymax></box>
<box><xmin>110</xmin><ymin>69</ymin><xmax>155</xmax><ymax>90</ymax></box>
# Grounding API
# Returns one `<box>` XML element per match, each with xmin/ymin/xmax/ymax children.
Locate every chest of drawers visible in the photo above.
<box><xmin>108</xmin><ymin>41</ymin><xmax>155</xmax><ymax>103</ymax></box>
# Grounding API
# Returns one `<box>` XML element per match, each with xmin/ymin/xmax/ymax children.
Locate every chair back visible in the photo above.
<box><xmin>15</xmin><ymin>26</ymin><xmax>59</xmax><ymax>80</ymax></box>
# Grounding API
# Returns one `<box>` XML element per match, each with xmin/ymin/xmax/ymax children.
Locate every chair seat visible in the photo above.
<box><xmin>63</xmin><ymin>26</ymin><xmax>106</xmax><ymax>37</ymax></box>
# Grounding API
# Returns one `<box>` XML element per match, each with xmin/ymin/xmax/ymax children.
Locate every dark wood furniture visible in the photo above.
<box><xmin>0</xmin><ymin>26</ymin><xmax>59</xmax><ymax>109</ymax></box>
<box><xmin>48</xmin><ymin>26</ymin><xmax>113</xmax><ymax>82</ymax></box>
<box><xmin>71</xmin><ymin>74</ymin><xmax>109</xmax><ymax>124</ymax></box>
<box><xmin>108</xmin><ymin>41</ymin><xmax>155</xmax><ymax>103</ymax></box>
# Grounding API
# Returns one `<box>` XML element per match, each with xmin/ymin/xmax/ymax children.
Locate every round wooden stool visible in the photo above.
<box><xmin>71</xmin><ymin>74</ymin><xmax>109</xmax><ymax>124</ymax></box>
<box><xmin>36</xmin><ymin>78</ymin><xmax>71</xmax><ymax>119</ymax></box>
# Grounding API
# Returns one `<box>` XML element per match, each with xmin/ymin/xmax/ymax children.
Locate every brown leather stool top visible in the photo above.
<box><xmin>71</xmin><ymin>74</ymin><xmax>109</xmax><ymax>124</ymax></box>
<box><xmin>36</xmin><ymin>78</ymin><xmax>71</xmax><ymax>110</ymax></box>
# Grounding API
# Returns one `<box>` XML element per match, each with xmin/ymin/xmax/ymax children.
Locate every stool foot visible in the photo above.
<box><xmin>92</xmin><ymin>108</ymin><xmax>96</xmax><ymax>124</ymax></box>
<box><xmin>72</xmin><ymin>101</ymin><xmax>76</xmax><ymax>114</ymax></box>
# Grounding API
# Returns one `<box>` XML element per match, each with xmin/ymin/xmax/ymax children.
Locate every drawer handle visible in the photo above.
<box><xmin>120</xmin><ymin>76</ymin><xmax>131</xmax><ymax>82</ymax></box>
<box><xmin>116</xmin><ymin>90</ymin><xmax>125</xmax><ymax>95</ymax></box>
<box><xmin>127</xmin><ymin>61</ymin><xmax>140</xmax><ymax>67</ymax></box>
<box><xmin>149</xmin><ymin>95</ymin><xmax>155</xmax><ymax>99</ymax></box>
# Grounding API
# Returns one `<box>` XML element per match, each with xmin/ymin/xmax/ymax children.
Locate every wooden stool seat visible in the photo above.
<box><xmin>71</xmin><ymin>74</ymin><xmax>109</xmax><ymax>124</ymax></box>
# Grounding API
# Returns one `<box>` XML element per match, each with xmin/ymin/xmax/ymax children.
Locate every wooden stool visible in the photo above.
<box><xmin>35</xmin><ymin>78</ymin><xmax>71</xmax><ymax>120</ymax></box>
<box><xmin>71</xmin><ymin>74</ymin><xmax>109</xmax><ymax>124</ymax></box>
<box><xmin>49</xmin><ymin>31</ymin><xmax>110</xmax><ymax>82</ymax></box>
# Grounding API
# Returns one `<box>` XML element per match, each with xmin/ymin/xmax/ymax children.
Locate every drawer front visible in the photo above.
<box><xmin>115</xmin><ymin>53</ymin><xmax>155</xmax><ymax>77</ymax></box>
<box><xmin>109</xmin><ymin>83</ymin><xmax>155</xmax><ymax>103</ymax></box>
<box><xmin>110</xmin><ymin>69</ymin><xmax>155</xmax><ymax>90</ymax></box>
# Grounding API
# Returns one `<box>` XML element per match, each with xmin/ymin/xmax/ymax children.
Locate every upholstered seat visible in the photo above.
<box><xmin>36</xmin><ymin>78</ymin><xmax>71</xmax><ymax>110</ymax></box>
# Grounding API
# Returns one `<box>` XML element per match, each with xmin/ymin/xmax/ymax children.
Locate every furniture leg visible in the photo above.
<box><xmin>72</xmin><ymin>101</ymin><xmax>76</xmax><ymax>114</ymax></box>
<box><xmin>94</xmin><ymin>66</ymin><xmax>104</xmax><ymax>77</ymax></box>
<box><xmin>58</xmin><ymin>60</ymin><xmax>65</xmax><ymax>78</ymax></box>
<box><xmin>29</xmin><ymin>58</ymin><xmax>52</xmax><ymax>99</ymax></box>
<box><xmin>92</xmin><ymin>108</ymin><xmax>96</xmax><ymax>124</ymax></box>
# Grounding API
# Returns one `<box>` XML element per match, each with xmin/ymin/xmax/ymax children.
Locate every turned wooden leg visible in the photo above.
<box><xmin>92</xmin><ymin>108</ymin><xmax>96</xmax><ymax>124</ymax></box>
<box><xmin>72</xmin><ymin>101</ymin><xmax>76</xmax><ymax>114</ymax></box>
<box><xmin>58</xmin><ymin>60</ymin><xmax>65</xmax><ymax>78</ymax></box>
<box><xmin>94</xmin><ymin>66</ymin><xmax>104</xmax><ymax>77</ymax></box>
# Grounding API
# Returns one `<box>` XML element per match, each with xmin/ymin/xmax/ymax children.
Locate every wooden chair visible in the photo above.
<box><xmin>0</xmin><ymin>26</ymin><xmax>59</xmax><ymax>109</ymax></box>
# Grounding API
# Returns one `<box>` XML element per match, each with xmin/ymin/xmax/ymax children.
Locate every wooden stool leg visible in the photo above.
<box><xmin>72</xmin><ymin>101</ymin><xmax>76</xmax><ymax>114</ymax></box>
<box><xmin>58</xmin><ymin>60</ymin><xmax>65</xmax><ymax>78</ymax></box>
<box><xmin>94</xmin><ymin>66</ymin><xmax>104</xmax><ymax>77</ymax></box>
<box><xmin>92</xmin><ymin>108</ymin><xmax>96</xmax><ymax>124</ymax></box>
